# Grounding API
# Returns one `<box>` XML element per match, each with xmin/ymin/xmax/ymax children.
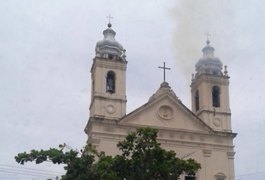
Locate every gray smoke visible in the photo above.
<box><xmin>170</xmin><ymin>0</ymin><xmax>237</xmax><ymax>78</ymax></box>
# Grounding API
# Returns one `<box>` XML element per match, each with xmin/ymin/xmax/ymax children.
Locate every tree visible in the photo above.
<box><xmin>15</xmin><ymin>127</ymin><xmax>200</xmax><ymax>180</ymax></box>
<box><xmin>112</xmin><ymin>127</ymin><xmax>200</xmax><ymax>179</ymax></box>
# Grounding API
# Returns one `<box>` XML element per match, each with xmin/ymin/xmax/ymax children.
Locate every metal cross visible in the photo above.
<box><xmin>205</xmin><ymin>32</ymin><xmax>211</xmax><ymax>41</ymax></box>
<box><xmin>106</xmin><ymin>14</ymin><xmax>113</xmax><ymax>24</ymax></box>
<box><xmin>158</xmin><ymin>62</ymin><xmax>171</xmax><ymax>82</ymax></box>
<box><xmin>205</xmin><ymin>32</ymin><xmax>211</xmax><ymax>44</ymax></box>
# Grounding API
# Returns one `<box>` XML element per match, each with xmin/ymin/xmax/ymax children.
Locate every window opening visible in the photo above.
<box><xmin>212</xmin><ymin>86</ymin><xmax>220</xmax><ymax>107</ymax></box>
<box><xmin>106</xmin><ymin>71</ymin><xmax>115</xmax><ymax>93</ymax></box>
<box><xmin>195</xmin><ymin>90</ymin><xmax>200</xmax><ymax>111</ymax></box>
<box><xmin>92</xmin><ymin>80</ymin><xmax>95</xmax><ymax>94</ymax></box>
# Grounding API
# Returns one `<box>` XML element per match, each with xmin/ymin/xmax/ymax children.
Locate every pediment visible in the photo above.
<box><xmin>120</xmin><ymin>93</ymin><xmax>212</xmax><ymax>134</ymax></box>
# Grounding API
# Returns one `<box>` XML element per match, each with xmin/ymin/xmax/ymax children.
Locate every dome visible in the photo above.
<box><xmin>95</xmin><ymin>23</ymin><xmax>125</xmax><ymax>60</ymax></box>
<box><xmin>195</xmin><ymin>40</ymin><xmax>223</xmax><ymax>76</ymax></box>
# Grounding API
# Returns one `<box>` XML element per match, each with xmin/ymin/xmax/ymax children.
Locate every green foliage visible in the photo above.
<box><xmin>114</xmin><ymin>127</ymin><xmax>200</xmax><ymax>180</ymax></box>
<box><xmin>15</xmin><ymin>144</ymin><xmax>96</xmax><ymax>180</ymax></box>
<box><xmin>15</xmin><ymin>127</ymin><xmax>200</xmax><ymax>180</ymax></box>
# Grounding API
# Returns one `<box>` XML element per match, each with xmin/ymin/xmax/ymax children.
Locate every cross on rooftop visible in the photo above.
<box><xmin>106</xmin><ymin>14</ymin><xmax>113</xmax><ymax>24</ymax></box>
<box><xmin>158</xmin><ymin>62</ymin><xmax>171</xmax><ymax>82</ymax></box>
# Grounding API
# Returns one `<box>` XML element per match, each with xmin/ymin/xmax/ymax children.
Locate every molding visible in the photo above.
<box><xmin>88</xmin><ymin>114</ymin><xmax>236</xmax><ymax>138</ymax></box>
<box><xmin>91</xmin><ymin>131</ymin><xmax>235</xmax><ymax>150</ymax></box>
<box><xmin>227</xmin><ymin>151</ymin><xmax>236</xmax><ymax>159</ymax></box>
<box><xmin>215</xmin><ymin>172</ymin><xmax>226</xmax><ymax>179</ymax></box>
<box><xmin>88</xmin><ymin>116</ymin><xmax>120</xmax><ymax>124</ymax></box>
<box><xmin>87</xmin><ymin>121</ymin><xmax>235</xmax><ymax>149</ymax></box>
<box><xmin>191</xmin><ymin>73</ymin><xmax>229</xmax><ymax>90</ymax></box>
<box><xmin>89</xmin><ymin>95</ymin><xmax>127</xmax><ymax>109</ymax></box>
<box><xmin>196</xmin><ymin>109</ymin><xmax>231</xmax><ymax>116</ymax></box>
<box><xmin>93</xmin><ymin>92</ymin><xmax>127</xmax><ymax>100</ymax></box>
<box><xmin>91</xmin><ymin>57</ymin><xmax>127</xmax><ymax>72</ymax></box>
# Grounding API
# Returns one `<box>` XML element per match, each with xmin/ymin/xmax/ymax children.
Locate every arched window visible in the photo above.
<box><xmin>215</xmin><ymin>172</ymin><xmax>226</xmax><ymax>180</ymax></box>
<box><xmin>106</xmin><ymin>71</ymin><xmax>115</xmax><ymax>94</ymax></box>
<box><xmin>92</xmin><ymin>80</ymin><xmax>95</xmax><ymax>94</ymax></box>
<box><xmin>195</xmin><ymin>90</ymin><xmax>200</xmax><ymax>111</ymax></box>
<box><xmin>212</xmin><ymin>86</ymin><xmax>220</xmax><ymax>107</ymax></box>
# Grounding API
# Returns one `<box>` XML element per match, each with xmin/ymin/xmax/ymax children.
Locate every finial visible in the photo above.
<box><xmin>205</xmin><ymin>32</ymin><xmax>211</xmax><ymax>45</ymax></box>
<box><xmin>122</xmin><ymin>49</ymin><xmax>126</xmax><ymax>58</ymax></box>
<box><xmin>224</xmin><ymin>65</ymin><xmax>228</xmax><ymax>76</ymax></box>
<box><xmin>106</xmin><ymin>14</ymin><xmax>113</xmax><ymax>28</ymax></box>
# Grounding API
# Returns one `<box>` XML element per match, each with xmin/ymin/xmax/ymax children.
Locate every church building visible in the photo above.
<box><xmin>85</xmin><ymin>22</ymin><xmax>236</xmax><ymax>180</ymax></box>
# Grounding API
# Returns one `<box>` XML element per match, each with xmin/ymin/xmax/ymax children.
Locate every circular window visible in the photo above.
<box><xmin>158</xmin><ymin>105</ymin><xmax>174</xmax><ymax>120</ymax></box>
<box><xmin>213</xmin><ymin>117</ymin><xmax>221</xmax><ymax>127</ymax></box>
<box><xmin>105</xmin><ymin>104</ymin><xmax>116</xmax><ymax>114</ymax></box>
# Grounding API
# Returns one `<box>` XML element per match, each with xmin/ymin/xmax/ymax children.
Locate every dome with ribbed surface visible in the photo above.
<box><xmin>95</xmin><ymin>23</ymin><xmax>125</xmax><ymax>60</ymax></box>
<box><xmin>195</xmin><ymin>40</ymin><xmax>223</xmax><ymax>76</ymax></box>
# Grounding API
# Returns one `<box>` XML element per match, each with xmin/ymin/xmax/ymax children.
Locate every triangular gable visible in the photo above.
<box><xmin>120</xmin><ymin>92</ymin><xmax>213</xmax><ymax>134</ymax></box>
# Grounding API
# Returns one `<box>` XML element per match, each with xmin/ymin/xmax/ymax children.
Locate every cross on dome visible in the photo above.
<box><xmin>106</xmin><ymin>14</ymin><xmax>113</xmax><ymax>27</ymax></box>
<box><xmin>205</xmin><ymin>32</ymin><xmax>211</xmax><ymax>45</ymax></box>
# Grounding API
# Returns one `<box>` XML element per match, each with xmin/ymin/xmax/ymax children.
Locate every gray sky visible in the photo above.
<box><xmin>1</xmin><ymin>0</ymin><xmax>265</xmax><ymax>179</ymax></box>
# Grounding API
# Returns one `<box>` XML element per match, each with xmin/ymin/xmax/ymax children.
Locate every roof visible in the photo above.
<box><xmin>119</xmin><ymin>82</ymin><xmax>236</xmax><ymax>138</ymax></box>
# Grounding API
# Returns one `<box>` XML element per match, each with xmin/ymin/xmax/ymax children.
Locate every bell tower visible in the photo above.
<box><xmin>89</xmin><ymin>22</ymin><xmax>127</xmax><ymax>121</ymax></box>
<box><xmin>190</xmin><ymin>40</ymin><xmax>231</xmax><ymax>132</ymax></box>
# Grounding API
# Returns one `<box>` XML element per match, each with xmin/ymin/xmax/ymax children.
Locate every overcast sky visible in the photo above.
<box><xmin>1</xmin><ymin>0</ymin><xmax>265</xmax><ymax>179</ymax></box>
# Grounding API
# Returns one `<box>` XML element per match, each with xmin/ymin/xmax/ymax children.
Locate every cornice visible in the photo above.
<box><xmin>196</xmin><ymin>109</ymin><xmax>231</xmax><ymax>116</ymax></box>
<box><xmin>89</xmin><ymin>94</ymin><xmax>127</xmax><ymax>109</ymax></box>
<box><xmin>87</xmin><ymin>118</ymin><xmax>236</xmax><ymax>150</ymax></box>
<box><xmin>90</xmin><ymin>130</ymin><xmax>235</xmax><ymax>150</ymax></box>
<box><xmin>191</xmin><ymin>73</ymin><xmax>229</xmax><ymax>90</ymax></box>
<box><xmin>91</xmin><ymin>57</ymin><xmax>127</xmax><ymax>72</ymax></box>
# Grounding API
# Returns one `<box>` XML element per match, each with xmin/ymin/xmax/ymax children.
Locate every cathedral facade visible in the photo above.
<box><xmin>85</xmin><ymin>23</ymin><xmax>236</xmax><ymax>180</ymax></box>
